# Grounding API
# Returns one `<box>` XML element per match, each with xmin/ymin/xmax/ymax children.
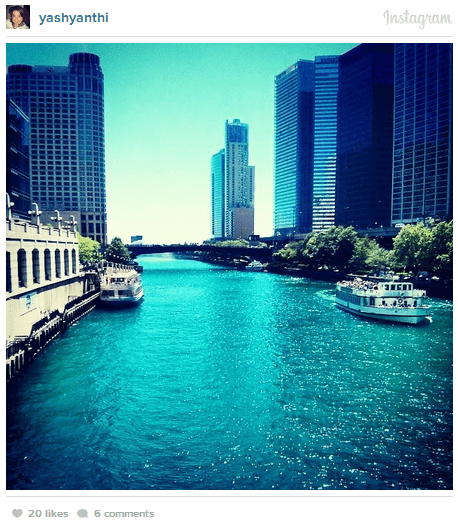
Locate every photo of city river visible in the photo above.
<box><xmin>7</xmin><ymin>256</ymin><xmax>453</xmax><ymax>490</ymax></box>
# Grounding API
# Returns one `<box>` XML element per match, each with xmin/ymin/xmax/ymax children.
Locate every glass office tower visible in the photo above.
<box><xmin>211</xmin><ymin>148</ymin><xmax>225</xmax><ymax>240</ymax></box>
<box><xmin>6</xmin><ymin>53</ymin><xmax>107</xmax><ymax>244</ymax></box>
<box><xmin>391</xmin><ymin>44</ymin><xmax>453</xmax><ymax>225</ymax></box>
<box><xmin>274</xmin><ymin>60</ymin><xmax>315</xmax><ymax>237</ymax></box>
<box><xmin>312</xmin><ymin>56</ymin><xmax>340</xmax><ymax>231</ymax></box>
<box><xmin>335</xmin><ymin>44</ymin><xmax>394</xmax><ymax>230</ymax></box>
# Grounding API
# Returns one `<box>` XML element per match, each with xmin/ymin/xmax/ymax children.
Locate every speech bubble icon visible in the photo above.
<box><xmin>77</xmin><ymin>509</ymin><xmax>89</xmax><ymax>518</ymax></box>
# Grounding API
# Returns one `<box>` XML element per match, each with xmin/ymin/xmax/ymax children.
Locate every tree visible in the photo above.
<box><xmin>104</xmin><ymin>237</ymin><xmax>131</xmax><ymax>264</ymax></box>
<box><xmin>215</xmin><ymin>239</ymin><xmax>249</xmax><ymax>248</ymax></box>
<box><xmin>429</xmin><ymin>220</ymin><xmax>453</xmax><ymax>279</ymax></box>
<box><xmin>350</xmin><ymin>237</ymin><xmax>393</xmax><ymax>274</ymax></box>
<box><xmin>365</xmin><ymin>245</ymin><xmax>393</xmax><ymax>274</ymax></box>
<box><xmin>272</xmin><ymin>238</ymin><xmax>310</xmax><ymax>264</ymax></box>
<box><xmin>302</xmin><ymin>226</ymin><xmax>358</xmax><ymax>271</ymax></box>
<box><xmin>392</xmin><ymin>223</ymin><xmax>432</xmax><ymax>274</ymax></box>
<box><xmin>77</xmin><ymin>233</ymin><xmax>101</xmax><ymax>264</ymax></box>
<box><xmin>349</xmin><ymin>237</ymin><xmax>374</xmax><ymax>272</ymax></box>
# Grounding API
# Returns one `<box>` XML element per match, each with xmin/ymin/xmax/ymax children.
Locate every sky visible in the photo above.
<box><xmin>6</xmin><ymin>43</ymin><xmax>357</xmax><ymax>244</ymax></box>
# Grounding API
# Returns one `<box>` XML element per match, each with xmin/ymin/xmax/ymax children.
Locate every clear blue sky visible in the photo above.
<box><xmin>6</xmin><ymin>43</ymin><xmax>357</xmax><ymax>244</ymax></box>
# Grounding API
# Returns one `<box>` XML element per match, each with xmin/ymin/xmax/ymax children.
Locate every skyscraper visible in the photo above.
<box><xmin>224</xmin><ymin>119</ymin><xmax>255</xmax><ymax>239</ymax></box>
<box><xmin>391</xmin><ymin>43</ymin><xmax>453</xmax><ymax>226</ymax></box>
<box><xmin>211</xmin><ymin>148</ymin><xmax>225</xmax><ymax>240</ymax></box>
<box><xmin>274</xmin><ymin>60</ymin><xmax>315</xmax><ymax>237</ymax></box>
<box><xmin>6</xmin><ymin>53</ymin><xmax>107</xmax><ymax>244</ymax></box>
<box><xmin>335</xmin><ymin>44</ymin><xmax>394</xmax><ymax>230</ymax></box>
<box><xmin>6</xmin><ymin>99</ymin><xmax>30</xmax><ymax>219</ymax></box>
<box><xmin>312</xmin><ymin>56</ymin><xmax>340</xmax><ymax>231</ymax></box>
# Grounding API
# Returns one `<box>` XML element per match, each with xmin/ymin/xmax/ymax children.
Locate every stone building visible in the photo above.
<box><xmin>6</xmin><ymin>199</ymin><xmax>99</xmax><ymax>380</ymax></box>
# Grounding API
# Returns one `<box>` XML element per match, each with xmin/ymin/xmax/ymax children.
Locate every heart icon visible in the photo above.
<box><xmin>12</xmin><ymin>509</ymin><xmax>23</xmax><ymax>518</ymax></box>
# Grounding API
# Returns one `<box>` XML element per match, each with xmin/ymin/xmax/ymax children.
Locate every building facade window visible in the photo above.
<box><xmin>17</xmin><ymin>249</ymin><xmax>27</xmax><ymax>288</ymax></box>
<box><xmin>72</xmin><ymin>249</ymin><xmax>77</xmax><ymax>274</ymax></box>
<box><xmin>6</xmin><ymin>252</ymin><xmax>12</xmax><ymax>292</ymax></box>
<box><xmin>55</xmin><ymin>249</ymin><xmax>61</xmax><ymax>278</ymax></box>
<box><xmin>44</xmin><ymin>249</ymin><xmax>52</xmax><ymax>281</ymax></box>
<box><xmin>32</xmin><ymin>249</ymin><xmax>40</xmax><ymax>284</ymax></box>
<box><xmin>64</xmin><ymin>249</ymin><xmax>69</xmax><ymax>276</ymax></box>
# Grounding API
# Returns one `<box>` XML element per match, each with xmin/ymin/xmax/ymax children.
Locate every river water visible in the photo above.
<box><xmin>6</xmin><ymin>256</ymin><xmax>453</xmax><ymax>490</ymax></box>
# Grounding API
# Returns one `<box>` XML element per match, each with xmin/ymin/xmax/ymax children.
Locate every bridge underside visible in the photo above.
<box><xmin>127</xmin><ymin>244</ymin><xmax>272</xmax><ymax>261</ymax></box>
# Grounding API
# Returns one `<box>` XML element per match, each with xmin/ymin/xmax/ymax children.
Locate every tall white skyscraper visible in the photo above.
<box><xmin>224</xmin><ymin>119</ymin><xmax>255</xmax><ymax>239</ymax></box>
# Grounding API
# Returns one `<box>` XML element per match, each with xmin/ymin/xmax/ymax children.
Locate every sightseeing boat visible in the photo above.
<box><xmin>335</xmin><ymin>278</ymin><xmax>430</xmax><ymax>324</ymax></box>
<box><xmin>245</xmin><ymin>260</ymin><xmax>264</xmax><ymax>271</ymax></box>
<box><xmin>99</xmin><ymin>266</ymin><xmax>144</xmax><ymax>306</ymax></box>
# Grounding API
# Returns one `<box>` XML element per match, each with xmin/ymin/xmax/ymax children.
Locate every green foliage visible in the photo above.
<box><xmin>391</xmin><ymin>220</ymin><xmax>453</xmax><ymax>277</ymax></box>
<box><xmin>349</xmin><ymin>237</ymin><xmax>374</xmax><ymax>271</ymax></box>
<box><xmin>77</xmin><ymin>233</ymin><xmax>101</xmax><ymax>264</ymax></box>
<box><xmin>272</xmin><ymin>221</ymin><xmax>452</xmax><ymax>279</ymax></box>
<box><xmin>215</xmin><ymin>239</ymin><xmax>249</xmax><ymax>248</ymax></box>
<box><xmin>350</xmin><ymin>237</ymin><xmax>393</xmax><ymax>273</ymax></box>
<box><xmin>274</xmin><ymin>245</ymin><xmax>298</xmax><ymax>263</ymax></box>
<box><xmin>302</xmin><ymin>226</ymin><xmax>358</xmax><ymax>271</ymax></box>
<box><xmin>429</xmin><ymin>220</ymin><xmax>453</xmax><ymax>278</ymax></box>
<box><xmin>273</xmin><ymin>239</ymin><xmax>308</xmax><ymax>263</ymax></box>
<box><xmin>104</xmin><ymin>236</ymin><xmax>131</xmax><ymax>264</ymax></box>
<box><xmin>392</xmin><ymin>223</ymin><xmax>432</xmax><ymax>273</ymax></box>
<box><xmin>365</xmin><ymin>245</ymin><xmax>393</xmax><ymax>273</ymax></box>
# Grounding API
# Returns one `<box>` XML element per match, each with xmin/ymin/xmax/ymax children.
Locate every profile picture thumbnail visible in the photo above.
<box><xmin>6</xmin><ymin>5</ymin><xmax>30</xmax><ymax>29</ymax></box>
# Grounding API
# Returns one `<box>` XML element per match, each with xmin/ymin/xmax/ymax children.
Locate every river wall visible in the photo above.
<box><xmin>6</xmin><ymin>213</ymin><xmax>101</xmax><ymax>381</ymax></box>
<box><xmin>6</xmin><ymin>283</ymin><xmax>100</xmax><ymax>381</ymax></box>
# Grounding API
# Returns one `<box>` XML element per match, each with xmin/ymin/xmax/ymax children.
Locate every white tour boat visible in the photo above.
<box><xmin>245</xmin><ymin>260</ymin><xmax>263</xmax><ymax>271</ymax></box>
<box><xmin>336</xmin><ymin>278</ymin><xmax>430</xmax><ymax>324</ymax></box>
<box><xmin>100</xmin><ymin>266</ymin><xmax>144</xmax><ymax>306</ymax></box>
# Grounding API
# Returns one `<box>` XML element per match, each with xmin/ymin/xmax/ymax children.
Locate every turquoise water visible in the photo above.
<box><xmin>7</xmin><ymin>256</ymin><xmax>453</xmax><ymax>490</ymax></box>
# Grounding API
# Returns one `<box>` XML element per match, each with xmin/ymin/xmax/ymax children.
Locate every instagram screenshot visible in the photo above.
<box><xmin>3</xmin><ymin>1</ymin><xmax>455</xmax><ymax>527</ymax></box>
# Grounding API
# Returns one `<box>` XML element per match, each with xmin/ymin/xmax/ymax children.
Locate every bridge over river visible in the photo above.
<box><xmin>126</xmin><ymin>243</ymin><xmax>272</xmax><ymax>261</ymax></box>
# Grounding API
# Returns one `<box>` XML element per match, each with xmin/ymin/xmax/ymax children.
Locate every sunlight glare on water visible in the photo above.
<box><xmin>7</xmin><ymin>256</ymin><xmax>453</xmax><ymax>490</ymax></box>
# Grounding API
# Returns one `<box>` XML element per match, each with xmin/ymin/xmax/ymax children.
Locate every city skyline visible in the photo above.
<box><xmin>6</xmin><ymin>43</ymin><xmax>357</xmax><ymax>244</ymax></box>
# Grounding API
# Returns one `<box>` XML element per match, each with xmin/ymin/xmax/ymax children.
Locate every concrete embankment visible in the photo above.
<box><xmin>6</xmin><ymin>283</ymin><xmax>100</xmax><ymax>382</ymax></box>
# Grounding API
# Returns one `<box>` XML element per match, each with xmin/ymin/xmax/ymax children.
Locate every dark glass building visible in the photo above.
<box><xmin>312</xmin><ymin>56</ymin><xmax>340</xmax><ymax>231</ymax></box>
<box><xmin>392</xmin><ymin>44</ymin><xmax>453</xmax><ymax>225</ymax></box>
<box><xmin>6</xmin><ymin>53</ymin><xmax>107</xmax><ymax>244</ymax></box>
<box><xmin>335</xmin><ymin>44</ymin><xmax>394</xmax><ymax>230</ymax></box>
<box><xmin>6</xmin><ymin>99</ymin><xmax>30</xmax><ymax>219</ymax></box>
<box><xmin>274</xmin><ymin>60</ymin><xmax>315</xmax><ymax>236</ymax></box>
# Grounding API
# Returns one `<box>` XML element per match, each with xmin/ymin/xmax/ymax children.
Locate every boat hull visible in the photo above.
<box><xmin>336</xmin><ymin>299</ymin><xmax>430</xmax><ymax>324</ymax></box>
<box><xmin>99</xmin><ymin>291</ymin><xmax>144</xmax><ymax>306</ymax></box>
